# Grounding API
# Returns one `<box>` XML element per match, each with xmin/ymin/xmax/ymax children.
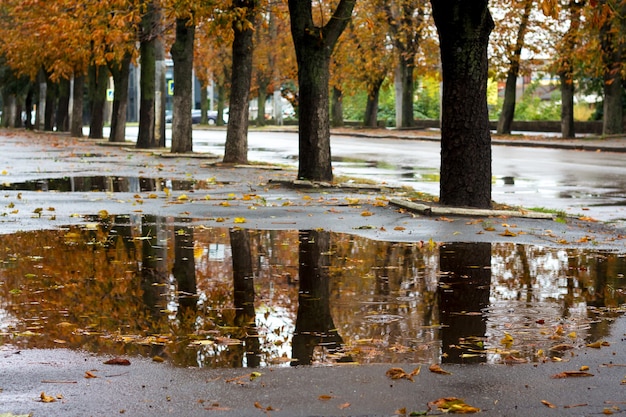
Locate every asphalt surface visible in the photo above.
<box><xmin>1</xmin><ymin>127</ymin><xmax>626</xmax><ymax>417</ymax></box>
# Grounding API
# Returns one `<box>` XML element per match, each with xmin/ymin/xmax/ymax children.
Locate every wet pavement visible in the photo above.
<box><xmin>1</xmin><ymin>128</ymin><xmax>626</xmax><ymax>416</ymax></box>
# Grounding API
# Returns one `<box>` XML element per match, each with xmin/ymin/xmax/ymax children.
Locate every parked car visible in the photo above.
<box><xmin>166</xmin><ymin>109</ymin><xmax>225</xmax><ymax>125</ymax></box>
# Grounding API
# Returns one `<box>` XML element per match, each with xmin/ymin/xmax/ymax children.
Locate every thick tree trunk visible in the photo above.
<box><xmin>70</xmin><ymin>74</ymin><xmax>84</xmax><ymax>138</ymax></box>
<box><xmin>36</xmin><ymin>68</ymin><xmax>46</xmax><ymax>130</ymax></box>
<box><xmin>289</xmin><ymin>0</ymin><xmax>354</xmax><ymax>182</ymax></box>
<box><xmin>109</xmin><ymin>54</ymin><xmax>131</xmax><ymax>143</ymax></box>
<box><xmin>496</xmin><ymin>0</ymin><xmax>532</xmax><ymax>135</ymax></box>
<box><xmin>217</xmin><ymin>83</ymin><xmax>227</xmax><ymax>127</ymax></box>
<box><xmin>560</xmin><ymin>73</ymin><xmax>576</xmax><ymax>138</ymax></box>
<box><xmin>24</xmin><ymin>85</ymin><xmax>34</xmax><ymax>130</ymax></box>
<box><xmin>224</xmin><ymin>1</ymin><xmax>256</xmax><ymax>164</ymax></box>
<box><xmin>137</xmin><ymin>0</ymin><xmax>158</xmax><ymax>149</ymax></box>
<box><xmin>171</xmin><ymin>17</ymin><xmax>195</xmax><ymax>154</ymax></box>
<box><xmin>599</xmin><ymin>0</ymin><xmax>624</xmax><ymax>135</ymax></box>
<box><xmin>56</xmin><ymin>78</ymin><xmax>70</xmax><ymax>132</ymax></box>
<box><xmin>200</xmin><ymin>85</ymin><xmax>209</xmax><ymax>125</ymax></box>
<box><xmin>155</xmin><ymin>23</ymin><xmax>167</xmax><ymax>148</ymax></box>
<box><xmin>88</xmin><ymin>65</ymin><xmax>108</xmax><ymax>139</ymax></box>
<box><xmin>364</xmin><ymin>77</ymin><xmax>384</xmax><ymax>128</ymax></box>
<box><xmin>331</xmin><ymin>86</ymin><xmax>343</xmax><ymax>128</ymax></box>
<box><xmin>432</xmin><ymin>0</ymin><xmax>494</xmax><ymax>209</ymax></box>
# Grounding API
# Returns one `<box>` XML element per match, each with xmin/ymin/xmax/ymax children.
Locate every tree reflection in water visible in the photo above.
<box><xmin>0</xmin><ymin>215</ymin><xmax>625</xmax><ymax>368</ymax></box>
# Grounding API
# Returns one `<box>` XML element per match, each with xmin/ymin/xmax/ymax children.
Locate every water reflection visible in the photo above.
<box><xmin>0</xmin><ymin>176</ymin><xmax>225</xmax><ymax>192</ymax></box>
<box><xmin>0</xmin><ymin>215</ymin><xmax>625</xmax><ymax>368</ymax></box>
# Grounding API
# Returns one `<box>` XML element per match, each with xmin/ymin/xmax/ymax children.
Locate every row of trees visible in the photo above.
<box><xmin>0</xmin><ymin>0</ymin><xmax>621</xmax><ymax>208</ymax></box>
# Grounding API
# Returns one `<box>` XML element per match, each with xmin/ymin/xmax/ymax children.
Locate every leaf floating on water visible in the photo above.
<box><xmin>549</xmin><ymin>344</ymin><xmax>573</xmax><ymax>352</ymax></box>
<box><xmin>428</xmin><ymin>397</ymin><xmax>479</xmax><ymax>414</ymax></box>
<box><xmin>103</xmin><ymin>357</ymin><xmax>131</xmax><ymax>366</ymax></box>
<box><xmin>586</xmin><ymin>340</ymin><xmax>610</xmax><ymax>349</ymax></box>
<box><xmin>429</xmin><ymin>364</ymin><xmax>451</xmax><ymax>375</ymax></box>
<box><xmin>551</xmin><ymin>371</ymin><xmax>594</xmax><ymax>379</ymax></box>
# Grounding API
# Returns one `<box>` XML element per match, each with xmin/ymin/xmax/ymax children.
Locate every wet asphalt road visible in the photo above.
<box><xmin>1</xmin><ymin>128</ymin><xmax>626</xmax><ymax>417</ymax></box>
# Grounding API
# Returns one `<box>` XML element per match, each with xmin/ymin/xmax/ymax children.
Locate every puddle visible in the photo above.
<box><xmin>0</xmin><ymin>176</ymin><xmax>228</xmax><ymax>193</ymax></box>
<box><xmin>1</xmin><ymin>215</ymin><xmax>625</xmax><ymax>368</ymax></box>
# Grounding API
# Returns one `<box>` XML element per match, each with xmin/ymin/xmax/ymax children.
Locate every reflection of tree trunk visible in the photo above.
<box><xmin>438</xmin><ymin>242</ymin><xmax>491</xmax><ymax>363</ymax></box>
<box><xmin>140</xmin><ymin>216</ymin><xmax>169</xmax><ymax>320</ymax></box>
<box><xmin>292</xmin><ymin>230</ymin><xmax>347</xmax><ymax>365</ymax></box>
<box><xmin>173</xmin><ymin>224</ymin><xmax>197</xmax><ymax>316</ymax></box>
<box><xmin>230</xmin><ymin>228</ymin><xmax>261</xmax><ymax>368</ymax></box>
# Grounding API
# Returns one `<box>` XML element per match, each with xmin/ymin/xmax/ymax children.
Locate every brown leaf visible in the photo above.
<box><xmin>338</xmin><ymin>402</ymin><xmax>351</xmax><ymax>409</ymax></box>
<box><xmin>40</xmin><ymin>392</ymin><xmax>57</xmax><ymax>403</ymax></box>
<box><xmin>318</xmin><ymin>394</ymin><xmax>334</xmax><ymax>401</ymax></box>
<box><xmin>104</xmin><ymin>357</ymin><xmax>131</xmax><ymax>366</ymax></box>
<box><xmin>428</xmin><ymin>397</ymin><xmax>479</xmax><ymax>413</ymax></box>
<box><xmin>541</xmin><ymin>400</ymin><xmax>557</xmax><ymax>408</ymax></box>
<box><xmin>429</xmin><ymin>363</ymin><xmax>451</xmax><ymax>375</ymax></box>
<box><xmin>84</xmin><ymin>371</ymin><xmax>98</xmax><ymax>379</ymax></box>
<box><xmin>551</xmin><ymin>371</ymin><xmax>594</xmax><ymax>379</ymax></box>
<box><xmin>386</xmin><ymin>366</ymin><xmax>421</xmax><ymax>382</ymax></box>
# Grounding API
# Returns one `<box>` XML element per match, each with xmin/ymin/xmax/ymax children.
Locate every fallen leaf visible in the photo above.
<box><xmin>104</xmin><ymin>357</ymin><xmax>131</xmax><ymax>366</ymax></box>
<box><xmin>500</xmin><ymin>228</ymin><xmax>517</xmax><ymax>237</ymax></box>
<box><xmin>428</xmin><ymin>397</ymin><xmax>479</xmax><ymax>413</ymax></box>
<box><xmin>361</xmin><ymin>210</ymin><xmax>374</xmax><ymax>216</ymax></box>
<box><xmin>40</xmin><ymin>392</ymin><xmax>56</xmax><ymax>403</ymax></box>
<box><xmin>234</xmin><ymin>217</ymin><xmax>247</xmax><ymax>224</ymax></box>
<box><xmin>318</xmin><ymin>394</ymin><xmax>334</xmax><ymax>401</ymax></box>
<box><xmin>84</xmin><ymin>371</ymin><xmax>98</xmax><ymax>378</ymax></box>
<box><xmin>429</xmin><ymin>363</ymin><xmax>451</xmax><ymax>375</ymax></box>
<box><xmin>386</xmin><ymin>366</ymin><xmax>421</xmax><ymax>382</ymax></box>
<box><xmin>551</xmin><ymin>371</ymin><xmax>594</xmax><ymax>379</ymax></box>
<box><xmin>338</xmin><ymin>402</ymin><xmax>351</xmax><ymax>409</ymax></box>
<box><xmin>549</xmin><ymin>344</ymin><xmax>573</xmax><ymax>352</ymax></box>
<box><xmin>541</xmin><ymin>400</ymin><xmax>557</xmax><ymax>408</ymax></box>
<box><xmin>587</xmin><ymin>340</ymin><xmax>610</xmax><ymax>349</ymax></box>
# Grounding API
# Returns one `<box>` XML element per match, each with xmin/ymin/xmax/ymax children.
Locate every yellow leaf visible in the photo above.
<box><xmin>148</xmin><ymin>193</ymin><xmax>158</xmax><ymax>199</ymax></box>
<box><xmin>220</xmin><ymin>201</ymin><xmax>231</xmax><ymax>207</ymax></box>
<box><xmin>500</xmin><ymin>332</ymin><xmax>514</xmax><ymax>346</ymax></box>
<box><xmin>1</xmin><ymin>170</ymin><xmax>7</xmax><ymax>175</ymax></box>
<box><xmin>40</xmin><ymin>392</ymin><xmax>56</xmax><ymax>403</ymax></box>
<box><xmin>98</xmin><ymin>209</ymin><xmax>109</xmax><ymax>219</ymax></box>
<box><xmin>234</xmin><ymin>217</ymin><xmax>247</xmax><ymax>224</ymax></box>
<box><xmin>500</xmin><ymin>229</ymin><xmax>517</xmax><ymax>237</ymax></box>
<box><xmin>177</xmin><ymin>194</ymin><xmax>189</xmax><ymax>201</ymax></box>
<box><xmin>361</xmin><ymin>210</ymin><xmax>374</xmax><ymax>217</ymax></box>
<box><xmin>394</xmin><ymin>226</ymin><xmax>406</xmax><ymax>231</ymax></box>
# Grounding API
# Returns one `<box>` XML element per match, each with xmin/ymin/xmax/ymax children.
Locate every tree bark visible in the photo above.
<box><xmin>56</xmin><ymin>77</ymin><xmax>70</xmax><ymax>132</ymax></box>
<box><xmin>137</xmin><ymin>0</ymin><xmax>158</xmax><ymax>149</ymax></box>
<box><xmin>331</xmin><ymin>86</ymin><xmax>344</xmax><ymax>128</ymax></box>
<box><xmin>288</xmin><ymin>0</ymin><xmax>355</xmax><ymax>181</ymax></box>
<box><xmin>363</xmin><ymin>80</ymin><xmax>382</xmax><ymax>128</ymax></box>
<box><xmin>44</xmin><ymin>75</ymin><xmax>56</xmax><ymax>131</ymax></box>
<box><xmin>560</xmin><ymin>73</ymin><xmax>576</xmax><ymax>138</ymax></box>
<box><xmin>109</xmin><ymin>54</ymin><xmax>131</xmax><ymax>143</ymax></box>
<box><xmin>257</xmin><ymin>83</ymin><xmax>267</xmax><ymax>127</ymax></box>
<box><xmin>171</xmin><ymin>17</ymin><xmax>195</xmax><ymax>154</ymax></box>
<box><xmin>432</xmin><ymin>0</ymin><xmax>494</xmax><ymax>209</ymax></box>
<box><xmin>496</xmin><ymin>0</ymin><xmax>532</xmax><ymax>135</ymax></box>
<box><xmin>599</xmin><ymin>0</ymin><xmax>624</xmax><ymax>135</ymax></box>
<box><xmin>224</xmin><ymin>0</ymin><xmax>256</xmax><ymax>164</ymax></box>
<box><xmin>70</xmin><ymin>74</ymin><xmax>84</xmax><ymax>138</ymax></box>
<box><xmin>88</xmin><ymin>64</ymin><xmax>108</xmax><ymax>139</ymax></box>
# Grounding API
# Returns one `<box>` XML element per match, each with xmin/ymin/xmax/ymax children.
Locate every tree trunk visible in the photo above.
<box><xmin>331</xmin><ymin>86</ymin><xmax>343</xmax><ymax>128</ymax></box>
<box><xmin>56</xmin><ymin>78</ymin><xmax>70</xmax><ymax>132</ymax></box>
<box><xmin>560</xmin><ymin>72</ymin><xmax>576</xmax><ymax>138</ymax></box>
<box><xmin>257</xmin><ymin>84</ymin><xmax>267</xmax><ymax>127</ymax></box>
<box><xmin>24</xmin><ymin>84</ymin><xmax>34</xmax><ymax>130</ymax></box>
<box><xmin>200</xmin><ymin>84</ymin><xmax>209</xmax><ymax>125</ymax></box>
<box><xmin>397</xmin><ymin>55</ymin><xmax>415</xmax><ymax>128</ymax></box>
<box><xmin>432</xmin><ymin>0</ymin><xmax>494</xmax><ymax>209</ymax></box>
<box><xmin>599</xmin><ymin>0</ymin><xmax>624</xmax><ymax>135</ymax></box>
<box><xmin>288</xmin><ymin>0</ymin><xmax>355</xmax><ymax>182</ymax></box>
<box><xmin>217</xmin><ymin>83</ymin><xmax>227</xmax><ymax>127</ymax></box>
<box><xmin>70</xmin><ymin>74</ymin><xmax>84</xmax><ymax>138</ymax></box>
<box><xmin>88</xmin><ymin>64</ymin><xmax>108</xmax><ymax>139</ymax></box>
<box><xmin>364</xmin><ymin>77</ymin><xmax>384</xmax><ymax>128</ymax></box>
<box><xmin>224</xmin><ymin>0</ymin><xmax>256</xmax><ymax>164</ymax></box>
<box><xmin>496</xmin><ymin>0</ymin><xmax>532</xmax><ymax>135</ymax></box>
<box><xmin>44</xmin><ymin>75</ymin><xmax>56</xmax><ymax>131</ymax></box>
<box><xmin>137</xmin><ymin>0</ymin><xmax>158</xmax><ymax>149</ymax></box>
<box><xmin>109</xmin><ymin>54</ymin><xmax>131</xmax><ymax>143</ymax></box>
<box><xmin>171</xmin><ymin>17</ymin><xmax>195</xmax><ymax>154</ymax></box>
<box><xmin>155</xmin><ymin>20</ymin><xmax>167</xmax><ymax>148</ymax></box>
<box><xmin>36</xmin><ymin>68</ymin><xmax>46</xmax><ymax>130</ymax></box>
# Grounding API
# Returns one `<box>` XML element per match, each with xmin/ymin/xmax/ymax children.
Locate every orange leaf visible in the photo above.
<box><xmin>429</xmin><ymin>363</ymin><xmax>451</xmax><ymax>375</ymax></box>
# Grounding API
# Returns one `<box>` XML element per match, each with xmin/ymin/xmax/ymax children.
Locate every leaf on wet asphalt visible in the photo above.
<box><xmin>234</xmin><ymin>217</ymin><xmax>247</xmax><ymax>224</ymax></box>
<box><xmin>437</xmin><ymin>216</ymin><xmax>454</xmax><ymax>222</ymax></box>
<box><xmin>578</xmin><ymin>216</ymin><xmax>598</xmax><ymax>222</ymax></box>
<box><xmin>551</xmin><ymin>371</ymin><xmax>594</xmax><ymax>379</ymax></box>
<box><xmin>338</xmin><ymin>402</ymin><xmax>351</xmax><ymax>409</ymax></box>
<box><xmin>386</xmin><ymin>366</ymin><xmax>421</xmax><ymax>381</ymax></box>
<box><xmin>429</xmin><ymin>364</ymin><xmax>451</xmax><ymax>375</ymax></box>
<box><xmin>586</xmin><ymin>340</ymin><xmax>610</xmax><ymax>349</ymax></box>
<box><xmin>39</xmin><ymin>392</ymin><xmax>57</xmax><ymax>403</ymax></box>
<box><xmin>549</xmin><ymin>344</ymin><xmax>573</xmax><ymax>352</ymax></box>
<box><xmin>318</xmin><ymin>394</ymin><xmax>334</xmax><ymax>401</ymax></box>
<box><xmin>361</xmin><ymin>210</ymin><xmax>374</xmax><ymax>216</ymax></box>
<box><xmin>104</xmin><ymin>357</ymin><xmax>131</xmax><ymax>366</ymax></box>
<box><xmin>254</xmin><ymin>402</ymin><xmax>274</xmax><ymax>411</ymax></box>
<box><xmin>500</xmin><ymin>228</ymin><xmax>517</xmax><ymax>237</ymax></box>
<box><xmin>84</xmin><ymin>371</ymin><xmax>98</xmax><ymax>378</ymax></box>
<box><xmin>541</xmin><ymin>400</ymin><xmax>557</xmax><ymax>408</ymax></box>
<box><xmin>428</xmin><ymin>397</ymin><xmax>479</xmax><ymax>414</ymax></box>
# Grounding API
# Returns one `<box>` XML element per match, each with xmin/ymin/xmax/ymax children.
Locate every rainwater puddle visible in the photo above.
<box><xmin>0</xmin><ymin>176</ymin><xmax>228</xmax><ymax>193</ymax></box>
<box><xmin>1</xmin><ymin>215</ymin><xmax>625</xmax><ymax>368</ymax></box>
